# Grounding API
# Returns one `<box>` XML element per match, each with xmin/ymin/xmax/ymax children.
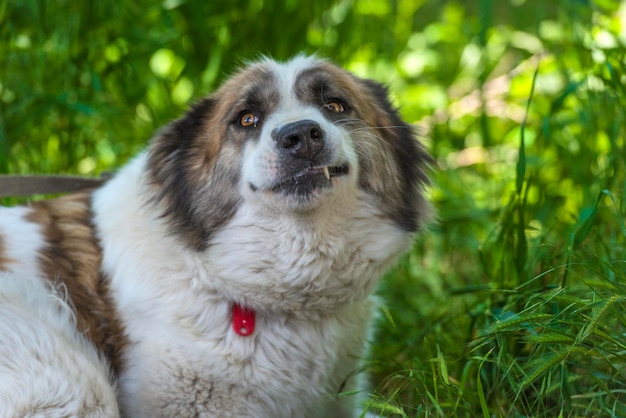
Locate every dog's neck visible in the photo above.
<box><xmin>92</xmin><ymin>154</ymin><xmax>412</xmax><ymax>317</ymax></box>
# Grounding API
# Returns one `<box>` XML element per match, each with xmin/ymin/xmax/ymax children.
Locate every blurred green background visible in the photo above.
<box><xmin>1</xmin><ymin>0</ymin><xmax>625</xmax><ymax>416</ymax></box>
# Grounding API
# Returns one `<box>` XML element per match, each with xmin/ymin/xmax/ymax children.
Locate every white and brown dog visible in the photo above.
<box><xmin>0</xmin><ymin>56</ymin><xmax>431</xmax><ymax>417</ymax></box>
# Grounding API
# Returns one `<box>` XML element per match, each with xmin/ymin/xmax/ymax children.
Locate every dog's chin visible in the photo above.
<box><xmin>250</xmin><ymin>164</ymin><xmax>351</xmax><ymax>210</ymax></box>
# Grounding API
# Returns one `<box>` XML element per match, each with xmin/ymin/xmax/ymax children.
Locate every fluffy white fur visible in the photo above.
<box><xmin>0</xmin><ymin>271</ymin><xmax>119</xmax><ymax>418</ymax></box>
<box><xmin>91</xmin><ymin>151</ymin><xmax>411</xmax><ymax>417</ymax></box>
<box><xmin>0</xmin><ymin>56</ymin><xmax>430</xmax><ymax>417</ymax></box>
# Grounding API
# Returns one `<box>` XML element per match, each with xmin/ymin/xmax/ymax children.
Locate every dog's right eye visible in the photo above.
<box><xmin>240</xmin><ymin>112</ymin><xmax>260</xmax><ymax>128</ymax></box>
<box><xmin>323</xmin><ymin>101</ymin><xmax>345</xmax><ymax>113</ymax></box>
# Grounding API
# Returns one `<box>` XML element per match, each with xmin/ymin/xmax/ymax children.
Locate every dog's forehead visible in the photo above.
<box><xmin>222</xmin><ymin>57</ymin><xmax>351</xmax><ymax>106</ymax></box>
<box><xmin>262</xmin><ymin>56</ymin><xmax>333</xmax><ymax>94</ymax></box>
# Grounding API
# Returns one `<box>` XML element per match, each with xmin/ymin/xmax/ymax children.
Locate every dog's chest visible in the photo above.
<box><xmin>118</xmin><ymin>301</ymin><xmax>372</xmax><ymax>418</ymax></box>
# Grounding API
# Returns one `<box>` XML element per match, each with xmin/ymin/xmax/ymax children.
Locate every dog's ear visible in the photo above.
<box><xmin>355</xmin><ymin>78</ymin><xmax>432</xmax><ymax>233</ymax></box>
<box><xmin>147</xmin><ymin>98</ymin><xmax>242</xmax><ymax>250</ymax></box>
<box><xmin>151</xmin><ymin>98</ymin><xmax>216</xmax><ymax>163</ymax></box>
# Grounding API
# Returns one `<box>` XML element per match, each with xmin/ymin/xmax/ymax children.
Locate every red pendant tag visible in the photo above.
<box><xmin>232</xmin><ymin>303</ymin><xmax>256</xmax><ymax>337</ymax></box>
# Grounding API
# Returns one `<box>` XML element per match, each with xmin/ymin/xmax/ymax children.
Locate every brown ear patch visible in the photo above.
<box><xmin>147</xmin><ymin>63</ymin><xmax>278</xmax><ymax>250</ymax></box>
<box><xmin>27</xmin><ymin>193</ymin><xmax>128</xmax><ymax>376</ymax></box>
<box><xmin>354</xmin><ymin>77</ymin><xmax>432</xmax><ymax>232</ymax></box>
<box><xmin>298</xmin><ymin>62</ymin><xmax>432</xmax><ymax>232</ymax></box>
<box><xmin>147</xmin><ymin>98</ymin><xmax>243</xmax><ymax>251</ymax></box>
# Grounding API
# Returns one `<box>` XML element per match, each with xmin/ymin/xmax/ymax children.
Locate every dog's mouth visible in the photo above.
<box><xmin>269</xmin><ymin>163</ymin><xmax>350</xmax><ymax>195</ymax></box>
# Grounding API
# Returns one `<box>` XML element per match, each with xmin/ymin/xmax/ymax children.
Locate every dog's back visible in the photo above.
<box><xmin>0</xmin><ymin>199</ymin><xmax>120</xmax><ymax>417</ymax></box>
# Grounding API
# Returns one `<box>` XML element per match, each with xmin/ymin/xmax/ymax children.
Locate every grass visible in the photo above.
<box><xmin>367</xmin><ymin>157</ymin><xmax>626</xmax><ymax>415</ymax></box>
<box><xmin>366</xmin><ymin>2</ymin><xmax>626</xmax><ymax>413</ymax></box>
<box><xmin>2</xmin><ymin>0</ymin><xmax>625</xmax><ymax>416</ymax></box>
<box><xmin>361</xmin><ymin>1</ymin><xmax>626</xmax><ymax>415</ymax></box>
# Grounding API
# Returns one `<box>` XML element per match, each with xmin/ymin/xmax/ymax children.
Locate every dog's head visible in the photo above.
<box><xmin>148</xmin><ymin>56</ymin><xmax>431</xmax><ymax>250</ymax></box>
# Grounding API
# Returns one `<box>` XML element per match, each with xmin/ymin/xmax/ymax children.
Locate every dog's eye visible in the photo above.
<box><xmin>323</xmin><ymin>101</ymin><xmax>345</xmax><ymax>113</ymax></box>
<box><xmin>240</xmin><ymin>112</ymin><xmax>260</xmax><ymax>127</ymax></box>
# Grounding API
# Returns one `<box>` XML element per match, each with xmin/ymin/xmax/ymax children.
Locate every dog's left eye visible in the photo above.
<box><xmin>323</xmin><ymin>101</ymin><xmax>345</xmax><ymax>113</ymax></box>
<box><xmin>240</xmin><ymin>112</ymin><xmax>260</xmax><ymax>127</ymax></box>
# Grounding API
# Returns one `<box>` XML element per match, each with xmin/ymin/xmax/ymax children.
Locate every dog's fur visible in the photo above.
<box><xmin>0</xmin><ymin>56</ymin><xmax>431</xmax><ymax>417</ymax></box>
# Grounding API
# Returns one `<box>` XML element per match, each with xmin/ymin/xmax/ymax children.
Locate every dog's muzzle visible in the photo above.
<box><xmin>263</xmin><ymin>120</ymin><xmax>349</xmax><ymax>196</ymax></box>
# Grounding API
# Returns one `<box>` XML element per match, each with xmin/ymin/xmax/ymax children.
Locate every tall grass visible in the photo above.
<box><xmin>1</xmin><ymin>1</ymin><xmax>625</xmax><ymax>416</ymax></box>
<box><xmin>368</xmin><ymin>2</ymin><xmax>626</xmax><ymax>416</ymax></box>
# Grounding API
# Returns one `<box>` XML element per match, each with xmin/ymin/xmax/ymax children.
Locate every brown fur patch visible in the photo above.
<box><xmin>27</xmin><ymin>193</ymin><xmax>127</xmax><ymax>375</ymax></box>
<box><xmin>0</xmin><ymin>234</ymin><xmax>14</xmax><ymax>271</ymax></box>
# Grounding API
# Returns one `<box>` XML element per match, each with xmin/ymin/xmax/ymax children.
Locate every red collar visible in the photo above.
<box><xmin>232</xmin><ymin>303</ymin><xmax>256</xmax><ymax>337</ymax></box>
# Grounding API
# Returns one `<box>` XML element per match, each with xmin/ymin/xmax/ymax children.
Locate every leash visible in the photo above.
<box><xmin>0</xmin><ymin>174</ymin><xmax>111</xmax><ymax>198</ymax></box>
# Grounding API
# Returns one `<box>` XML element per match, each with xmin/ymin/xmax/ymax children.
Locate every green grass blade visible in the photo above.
<box><xmin>519</xmin><ymin>350</ymin><xmax>569</xmax><ymax>392</ymax></box>
<box><xmin>484</xmin><ymin>313</ymin><xmax>552</xmax><ymax>334</ymax></box>
<box><xmin>476</xmin><ymin>353</ymin><xmax>491</xmax><ymax>418</ymax></box>
<box><xmin>576</xmin><ymin>296</ymin><xmax>623</xmax><ymax>345</ymax></box>
<box><xmin>516</xmin><ymin>60</ymin><xmax>539</xmax><ymax>195</ymax></box>
<box><xmin>436</xmin><ymin>344</ymin><xmax>450</xmax><ymax>385</ymax></box>
<box><xmin>0</xmin><ymin>108</ymin><xmax>7</xmax><ymax>173</ymax></box>
<box><xmin>601</xmin><ymin>190</ymin><xmax>626</xmax><ymax>238</ymax></box>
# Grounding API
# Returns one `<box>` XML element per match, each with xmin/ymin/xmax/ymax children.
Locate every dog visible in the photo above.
<box><xmin>0</xmin><ymin>55</ymin><xmax>431</xmax><ymax>417</ymax></box>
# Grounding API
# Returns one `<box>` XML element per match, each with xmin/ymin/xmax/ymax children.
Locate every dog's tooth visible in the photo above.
<box><xmin>323</xmin><ymin>166</ymin><xmax>330</xmax><ymax>180</ymax></box>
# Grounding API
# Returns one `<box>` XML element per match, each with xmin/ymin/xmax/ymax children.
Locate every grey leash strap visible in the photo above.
<box><xmin>0</xmin><ymin>174</ymin><xmax>110</xmax><ymax>198</ymax></box>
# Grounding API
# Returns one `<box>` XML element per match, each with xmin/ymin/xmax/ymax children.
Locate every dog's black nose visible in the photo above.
<box><xmin>272</xmin><ymin>120</ymin><xmax>324</xmax><ymax>160</ymax></box>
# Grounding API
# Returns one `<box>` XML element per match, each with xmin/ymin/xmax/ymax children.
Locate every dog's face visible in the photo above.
<box><xmin>237</xmin><ymin>62</ymin><xmax>361</xmax><ymax>213</ymax></box>
<box><xmin>148</xmin><ymin>56</ymin><xmax>430</xmax><ymax>250</ymax></box>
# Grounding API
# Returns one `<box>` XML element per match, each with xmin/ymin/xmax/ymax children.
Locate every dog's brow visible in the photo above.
<box><xmin>240</xmin><ymin>82</ymin><xmax>279</xmax><ymax>109</ymax></box>
<box><xmin>294</xmin><ymin>70</ymin><xmax>344</xmax><ymax>104</ymax></box>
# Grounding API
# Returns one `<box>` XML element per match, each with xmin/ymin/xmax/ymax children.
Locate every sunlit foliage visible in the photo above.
<box><xmin>1</xmin><ymin>0</ymin><xmax>625</xmax><ymax>416</ymax></box>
